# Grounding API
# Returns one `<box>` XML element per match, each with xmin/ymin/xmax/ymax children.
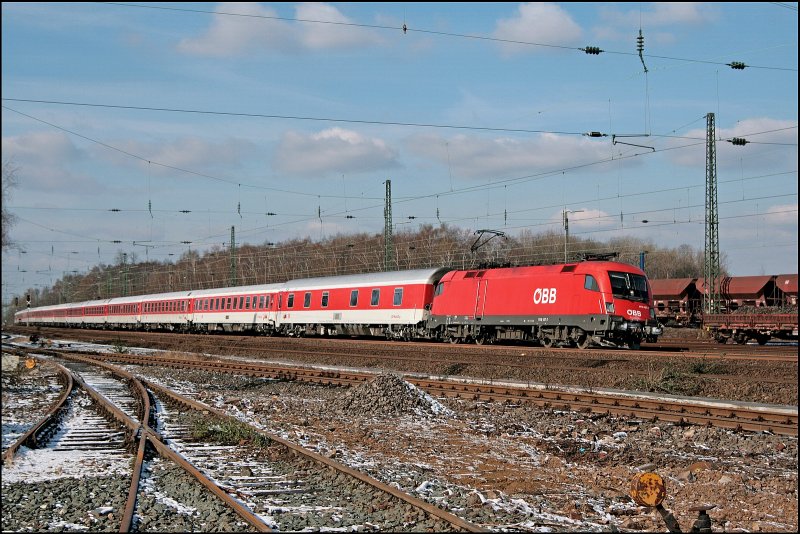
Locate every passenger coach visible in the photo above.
<box><xmin>274</xmin><ymin>268</ymin><xmax>450</xmax><ymax>339</ymax></box>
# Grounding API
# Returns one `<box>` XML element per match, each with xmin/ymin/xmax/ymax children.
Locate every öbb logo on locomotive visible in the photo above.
<box><xmin>532</xmin><ymin>288</ymin><xmax>557</xmax><ymax>304</ymax></box>
<box><xmin>15</xmin><ymin>260</ymin><xmax>663</xmax><ymax>349</ymax></box>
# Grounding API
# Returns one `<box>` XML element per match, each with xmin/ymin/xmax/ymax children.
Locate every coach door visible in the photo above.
<box><xmin>473</xmin><ymin>271</ymin><xmax>488</xmax><ymax>320</ymax></box>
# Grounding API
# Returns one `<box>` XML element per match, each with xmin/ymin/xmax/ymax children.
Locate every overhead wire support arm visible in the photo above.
<box><xmin>612</xmin><ymin>134</ymin><xmax>655</xmax><ymax>152</ymax></box>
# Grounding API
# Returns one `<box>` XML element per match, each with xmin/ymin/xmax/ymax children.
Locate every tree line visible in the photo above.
<box><xmin>8</xmin><ymin>223</ymin><xmax>719</xmax><ymax>318</ymax></box>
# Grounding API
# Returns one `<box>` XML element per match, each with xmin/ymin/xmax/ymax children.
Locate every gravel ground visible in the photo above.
<box><xmin>136</xmin><ymin>366</ymin><xmax>798</xmax><ymax>532</ymax></box>
<box><xmin>2</xmin><ymin>334</ymin><xmax>797</xmax><ymax>532</ymax></box>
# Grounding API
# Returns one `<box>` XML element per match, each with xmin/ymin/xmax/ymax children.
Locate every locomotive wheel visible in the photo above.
<box><xmin>475</xmin><ymin>335</ymin><xmax>485</xmax><ymax>345</ymax></box>
<box><xmin>448</xmin><ymin>336</ymin><xmax>460</xmax><ymax>344</ymax></box>
<box><xmin>541</xmin><ymin>336</ymin><xmax>554</xmax><ymax>348</ymax></box>
<box><xmin>627</xmin><ymin>340</ymin><xmax>641</xmax><ymax>350</ymax></box>
<box><xmin>576</xmin><ymin>334</ymin><xmax>591</xmax><ymax>350</ymax></box>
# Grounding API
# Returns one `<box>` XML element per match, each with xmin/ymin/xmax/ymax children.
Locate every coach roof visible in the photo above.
<box><xmin>283</xmin><ymin>267</ymin><xmax>450</xmax><ymax>292</ymax></box>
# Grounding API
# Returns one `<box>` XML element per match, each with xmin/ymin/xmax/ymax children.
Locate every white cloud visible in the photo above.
<box><xmin>97</xmin><ymin>136</ymin><xmax>256</xmax><ymax>174</ymax></box>
<box><xmin>406</xmin><ymin>132</ymin><xmax>624</xmax><ymax>180</ymax></box>
<box><xmin>2</xmin><ymin>131</ymin><xmax>101</xmax><ymax>193</ymax></box>
<box><xmin>178</xmin><ymin>2</ymin><xmax>382</xmax><ymax>57</ymax></box>
<box><xmin>274</xmin><ymin>128</ymin><xmax>399</xmax><ymax>176</ymax></box>
<box><xmin>493</xmin><ymin>3</ymin><xmax>583</xmax><ymax>56</ymax></box>
<box><xmin>598</xmin><ymin>2</ymin><xmax>714</xmax><ymax>29</ymax></box>
<box><xmin>763</xmin><ymin>203</ymin><xmax>799</xmax><ymax>226</ymax></box>
<box><xmin>665</xmin><ymin>117</ymin><xmax>797</xmax><ymax>170</ymax></box>
<box><xmin>594</xmin><ymin>3</ymin><xmax>716</xmax><ymax>44</ymax></box>
<box><xmin>641</xmin><ymin>3</ymin><xmax>714</xmax><ymax>26</ymax></box>
<box><xmin>295</xmin><ymin>3</ymin><xmax>383</xmax><ymax>49</ymax></box>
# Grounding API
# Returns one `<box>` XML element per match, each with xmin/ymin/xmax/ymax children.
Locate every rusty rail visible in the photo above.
<box><xmin>2</xmin><ymin>358</ymin><xmax>74</xmax><ymax>465</ymax></box>
<box><xmin>80</xmin><ymin>350</ymin><xmax>797</xmax><ymax>436</ymax></box>
<box><xmin>56</xmin><ymin>352</ymin><xmax>273</xmax><ymax>532</ymax></box>
<box><xmin>140</xmin><ymin>376</ymin><xmax>485</xmax><ymax>533</ymax></box>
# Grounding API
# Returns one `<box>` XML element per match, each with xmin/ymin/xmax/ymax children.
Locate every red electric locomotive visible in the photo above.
<box><xmin>427</xmin><ymin>261</ymin><xmax>660</xmax><ymax>349</ymax></box>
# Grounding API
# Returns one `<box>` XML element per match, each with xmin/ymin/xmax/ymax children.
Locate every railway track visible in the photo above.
<box><xmin>9</xmin><ymin>327</ymin><xmax>798</xmax><ymax>396</ymax></box>
<box><xmin>2</xmin><ymin>348</ymin><xmax>485</xmax><ymax>532</ymax></box>
<box><xmin>23</xmin><ymin>347</ymin><xmax>798</xmax><ymax>437</ymax></box>
<box><xmin>5</xmin><ymin>339</ymin><xmax>797</xmax><ymax>532</ymax></box>
<box><xmin>10</xmin><ymin>326</ymin><xmax>798</xmax><ymax>363</ymax></box>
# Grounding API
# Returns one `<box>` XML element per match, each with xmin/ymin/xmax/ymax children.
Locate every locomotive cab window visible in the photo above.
<box><xmin>608</xmin><ymin>271</ymin><xmax>649</xmax><ymax>302</ymax></box>
<box><xmin>393</xmin><ymin>287</ymin><xmax>403</xmax><ymax>306</ymax></box>
<box><xmin>434</xmin><ymin>283</ymin><xmax>444</xmax><ymax>296</ymax></box>
<box><xmin>304</xmin><ymin>292</ymin><xmax>311</xmax><ymax>308</ymax></box>
<box><xmin>371</xmin><ymin>289</ymin><xmax>380</xmax><ymax>306</ymax></box>
<box><xmin>584</xmin><ymin>275</ymin><xmax>599</xmax><ymax>292</ymax></box>
<box><xmin>350</xmin><ymin>290</ymin><xmax>359</xmax><ymax>307</ymax></box>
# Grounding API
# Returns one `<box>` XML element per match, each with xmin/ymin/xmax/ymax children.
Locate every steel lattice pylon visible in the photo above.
<box><xmin>229</xmin><ymin>226</ymin><xmax>237</xmax><ymax>287</ymax></box>
<box><xmin>384</xmin><ymin>180</ymin><xmax>395</xmax><ymax>271</ymax></box>
<box><xmin>704</xmin><ymin>113</ymin><xmax>721</xmax><ymax>314</ymax></box>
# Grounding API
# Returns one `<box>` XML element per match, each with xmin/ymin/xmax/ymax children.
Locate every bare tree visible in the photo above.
<box><xmin>2</xmin><ymin>159</ymin><xmax>19</xmax><ymax>251</ymax></box>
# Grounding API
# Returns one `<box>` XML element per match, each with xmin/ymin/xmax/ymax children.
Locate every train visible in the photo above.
<box><xmin>14</xmin><ymin>259</ymin><xmax>662</xmax><ymax>349</ymax></box>
<box><xmin>650</xmin><ymin>274</ymin><xmax>798</xmax><ymax>344</ymax></box>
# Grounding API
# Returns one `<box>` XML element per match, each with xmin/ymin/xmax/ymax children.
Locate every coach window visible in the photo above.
<box><xmin>393</xmin><ymin>287</ymin><xmax>403</xmax><ymax>306</ymax></box>
<box><xmin>371</xmin><ymin>288</ymin><xmax>380</xmax><ymax>306</ymax></box>
<box><xmin>321</xmin><ymin>291</ymin><xmax>329</xmax><ymax>307</ymax></box>
<box><xmin>238</xmin><ymin>296</ymin><xmax>244</xmax><ymax>309</ymax></box>
<box><xmin>226</xmin><ymin>297</ymin><xmax>231</xmax><ymax>309</ymax></box>
<box><xmin>245</xmin><ymin>296</ymin><xmax>251</xmax><ymax>309</ymax></box>
<box><xmin>287</xmin><ymin>293</ymin><xmax>295</xmax><ymax>308</ymax></box>
<box><xmin>585</xmin><ymin>275</ymin><xmax>600</xmax><ymax>292</ymax></box>
<box><xmin>350</xmin><ymin>290</ymin><xmax>359</xmax><ymax>307</ymax></box>
<box><xmin>304</xmin><ymin>292</ymin><xmax>311</xmax><ymax>308</ymax></box>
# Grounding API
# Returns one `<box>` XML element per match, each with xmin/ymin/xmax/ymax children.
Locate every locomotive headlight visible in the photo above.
<box><xmin>605</xmin><ymin>302</ymin><xmax>615</xmax><ymax>314</ymax></box>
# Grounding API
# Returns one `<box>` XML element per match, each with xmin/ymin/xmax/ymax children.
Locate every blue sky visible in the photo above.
<box><xmin>2</xmin><ymin>2</ymin><xmax>798</xmax><ymax>303</ymax></box>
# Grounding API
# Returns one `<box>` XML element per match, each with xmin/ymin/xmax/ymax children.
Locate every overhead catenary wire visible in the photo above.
<box><xmin>98</xmin><ymin>2</ymin><xmax>797</xmax><ymax>72</ymax></box>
